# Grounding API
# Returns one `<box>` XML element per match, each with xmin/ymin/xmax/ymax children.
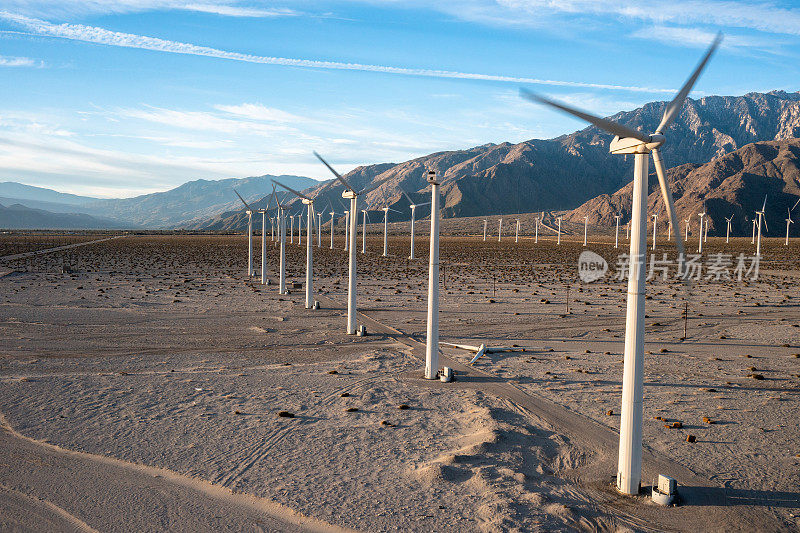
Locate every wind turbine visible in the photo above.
<box><xmin>401</xmin><ymin>190</ymin><xmax>430</xmax><ymax>260</ymax></box>
<box><xmin>343</xmin><ymin>209</ymin><xmax>350</xmax><ymax>251</ymax></box>
<box><xmin>498</xmin><ymin>218</ymin><xmax>503</xmax><ymax>242</ymax></box>
<box><xmin>583</xmin><ymin>215</ymin><xmax>589</xmax><ymax>246</ymax></box>
<box><xmin>234</xmin><ymin>189</ymin><xmax>254</xmax><ymax>278</ymax></box>
<box><xmin>703</xmin><ymin>214</ymin><xmax>709</xmax><ymax>243</ymax></box>
<box><xmin>317</xmin><ymin>211</ymin><xmax>323</xmax><ymax>247</ymax></box>
<box><xmin>314</xmin><ymin>152</ymin><xmax>393</xmax><ymax>335</ymax></box>
<box><xmin>361</xmin><ymin>209</ymin><xmax>369</xmax><ymax>254</ymax></box>
<box><xmin>329</xmin><ymin>204</ymin><xmax>336</xmax><ymax>249</ymax></box>
<box><xmin>289</xmin><ymin>213</ymin><xmax>294</xmax><ymax>245</ymax></box>
<box><xmin>755</xmin><ymin>195</ymin><xmax>767</xmax><ymax>257</ymax></box>
<box><xmin>297</xmin><ymin>209</ymin><xmax>303</xmax><ymax>246</ymax></box>
<box><xmin>521</xmin><ymin>33</ymin><xmax>720</xmax><ymax>496</ymax></box>
<box><xmin>684</xmin><ymin>215</ymin><xmax>691</xmax><ymax>242</ymax></box>
<box><xmin>535</xmin><ymin>215</ymin><xmax>540</xmax><ymax>243</ymax></box>
<box><xmin>614</xmin><ymin>215</ymin><xmax>622</xmax><ymax>248</ymax></box>
<box><xmin>274</xmin><ymin>179</ymin><xmax>329</xmax><ymax>309</ymax></box>
<box><xmin>786</xmin><ymin>199</ymin><xmax>800</xmax><ymax>246</ymax></box>
<box><xmin>725</xmin><ymin>215</ymin><xmax>734</xmax><ymax>244</ymax></box>
<box><xmin>697</xmin><ymin>205</ymin><xmax>706</xmax><ymax>253</ymax></box>
<box><xmin>424</xmin><ymin>170</ymin><xmax>440</xmax><ymax>379</ymax></box>
<box><xmin>269</xmin><ymin>184</ymin><xmax>289</xmax><ymax>295</ymax></box>
<box><xmin>257</xmin><ymin>194</ymin><xmax>274</xmax><ymax>285</ymax></box>
<box><xmin>651</xmin><ymin>211</ymin><xmax>659</xmax><ymax>250</ymax></box>
<box><xmin>751</xmin><ymin>218</ymin><xmax>756</xmax><ymax>244</ymax></box>
<box><xmin>556</xmin><ymin>216</ymin><xmax>562</xmax><ymax>245</ymax></box>
<box><xmin>380</xmin><ymin>200</ymin><xmax>402</xmax><ymax>257</ymax></box>
<box><xmin>515</xmin><ymin>218</ymin><xmax>521</xmax><ymax>243</ymax></box>
<box><xmin>483</xmin><ymin>219</ymin><xmax>487</xmax><ymax>241</ymax></box>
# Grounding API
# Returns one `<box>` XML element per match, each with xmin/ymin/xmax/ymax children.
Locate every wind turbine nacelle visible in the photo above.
<box><xmin>609</xmin><ymin>134</ymin><xmax>665</xmax><ymax>155</ymax></box>
<box><xmin>302</xmin><ymin>198</ymin><xmax>313</xmax><ymax>205</ymax></box>
<box><xmin>342</xmin><ymin>190</ymin><xmax>357</xmax><ymax>199</ymax></box>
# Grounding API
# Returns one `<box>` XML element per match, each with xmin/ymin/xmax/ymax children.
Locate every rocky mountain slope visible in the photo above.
<box><xmin>196</xmin><ymin>90</ymin><xmax>800</xmax><ymax>231</ymax></box>
<box><xmin>563</xmin><ymin>139</ymin><xmax>800</xmax><ymax>237</ymax></box>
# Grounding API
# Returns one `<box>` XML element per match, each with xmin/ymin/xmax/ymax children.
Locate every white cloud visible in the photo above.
<box><xmin>0</xmin><ymin>54</ymin><xmax>41</xmax><ymax>67</ymax></box>
<box><xmin>214</xmin><ymin>103</ymin><xmax>303</xmax><ymax>123</ymax></box>
<box><xmin>0</xmin><ymin>11</ymin><xmax>674</xmax><ymax>93</ymax></box>
<box><xmin>0</xmin><ymin>1</ymin><xmax>299</xmax><ymax>18</ymax></box>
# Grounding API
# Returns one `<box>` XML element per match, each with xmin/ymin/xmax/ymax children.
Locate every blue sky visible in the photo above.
<box><xmin>0</xmin><ymin>1</ymin><xmax>799</xmax><ymax>198</ymax></box>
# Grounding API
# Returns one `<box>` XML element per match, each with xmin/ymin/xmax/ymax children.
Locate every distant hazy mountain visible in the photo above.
<box><xmin>0</xmin><ymin>182</ymin><xmax>99</xmax><ymax>206</ymax></box>
<box><xmin>0</xmin><ymin>203</ymin><xmax>131</xmax><ymax>230</ymax></box>
<box><xmin>195</xmin><ymin>90</ymin><xmax>800</xmax><ymax>231</ymax></box>
<box><xmin>83</xmin><ymin>174</ymin><xmax>318</xmax><ymax>228</ymax></box>
<box><xmin>564</xmin><ymin>139</ymin><xmax>800</xmax><ymax>236</ymax></box>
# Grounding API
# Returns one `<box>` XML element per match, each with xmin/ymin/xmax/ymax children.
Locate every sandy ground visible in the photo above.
<box><xmin>0</xmin><ymin>232</ymin><xmax>798</xmax><ymax>532</ymax></box>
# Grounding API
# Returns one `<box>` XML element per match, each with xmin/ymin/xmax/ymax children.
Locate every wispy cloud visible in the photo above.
<box><xmin>0</xmin><ymin>11</ymin><xmax>674</xmax><ymax>93</ymax></box>
<box><xmin>0</xmin><ymin>54</ymin><xmax>41</xmax><ymax>67</ymax></box>
<box><xmin>494</xmin><ymin>0</ymin><xmax>800</xmax><ymax>37</ymax></box>
<box><xmin>214</xmin><ymin>103</ymin><xmax>304</xmax><ymax>123</ymax></box>
<box><xmin>0</xmin><ymin>1</ymin><xmax>299</xmax><ymax>19</ymax></box>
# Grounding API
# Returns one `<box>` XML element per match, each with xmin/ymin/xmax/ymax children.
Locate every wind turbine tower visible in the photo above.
<box><xmin>614</xmin><ymin>215</ymin><xmax>621</xmax><ymax>248</ymax></box>
<box><xmin>424</xmin><ymin>170</ymin><xmax>440</xmax><ymax>380</ymax></box>
<box><xmin>583</xmin><ymin>215</ymin><xmax>589</xmax><ymax>246</ymax></box>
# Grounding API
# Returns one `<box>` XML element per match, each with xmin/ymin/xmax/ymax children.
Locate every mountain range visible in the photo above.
<box><xmin>196</xmin><ymin>90</ymin><xmax>800</xmax><ymax>234</ymax></box>
<box><xmin>5</xmin><ymin>90</ymin><xmax>800</xmax><ymax>233</ymax></box>
<box><xmin>0</xmin><ymin>175</ymin><xmax>317</xmax><ymax>229</ymax></box>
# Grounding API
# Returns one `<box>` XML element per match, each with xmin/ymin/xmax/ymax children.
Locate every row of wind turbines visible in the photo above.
<box><xmin>227</xmin><ymin>33</ymin><xmax>789</xmax><ymax>502</ymax></box>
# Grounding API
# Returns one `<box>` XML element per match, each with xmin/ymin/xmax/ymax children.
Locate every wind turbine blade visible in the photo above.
<box><xmin>388</xmin><ymin>208</ymin><xmax>402</xmax><ymax>213</ymax></box>
<box><xmin>520</xmin><ymin>88</ymin><xmax>650</xmax><ymax>142</ymax></box>
<box><xmin>656</xmin><ymin>33</ymin><xmax>722</xmax><ymax>133</ymax></box>
<box><xmin>651</xmin><ymin>148</ymin><xmax>685</xmax><ymax>260</ymax></box>
<box><xmin>416</xmin><ymin>201</ymin><xmax>432</xmax><ymax>207</ymax></box>
<box><xmin>763</xmin><ymin>215</ymin><xmax>769</xmax><ymax>233</ymax></box>
<box><xmin>233</xmin><ymin>189</ymin><xmax>252</xmax><ymax>211</ymax></box>
<box><xmin>761</xmin><ymin>194</ymin><xmax>767</xmax><ymax>213</ymax></box>
<box><xmin>273</xmin><ymin>179</ymin><xmax>312</xmax><ymax>201</ymax></box>
<box><xmin>360</xmin><ymin>173</ymin><xmax>395</xmax><ymax>195</ymax></box>
<box><xmin>792</xmin><ymin>198</ymin><xmax>800</xmax><ymax>212</ymax></box>
<box><xmin>314</xmin><ymin>151</ymin><xmax>355</xmax><ymax>192</ymax></box>
<box><xmin>401</xmin><ymin>189</ymin><xmax>414</xmax><ymax>205</ymax></box>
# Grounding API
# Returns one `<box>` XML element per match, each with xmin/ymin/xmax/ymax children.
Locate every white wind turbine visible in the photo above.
<box><xmin>289</xmin><ymin>213</ymin><xmax>294</xmax><ymax>245</ymax></box>
<box><xmin>614</xmin><ymin>214</ymin><xmax>622</xmax><ymax>248</ymax></box>
<box><xmin>515</xmin><ymin>218</ymin><xmax>521</xmax><ymax>243</ymax></box>
<box><xmin>361</xmin><ymin>209</ymin><xmax>370</xmax><ymax>254</ymax></box>
<box><xmin>328</xmin><ymin>204</ymin><xmax>337</xmax><ymax>249</ymax></box>
<box><xmin>725</xmin><ymin>214</ymin><xmax>734</xmax><ymax>244</ymax></box>
<box><xmin>380</xmin><ymin>201</ymin><xmax>402</xmax><ymax>258</ymax></box>
<box><xmin>498</xmin><ymin>218</ymin><xmax>503</xmax><ymax>242</ymax></box>
<box><xmin>269</xmin><ymin>184</ymin><xmax>290</xmax><ymax>295</ymax></box>
<box><xmin>703</xmin><ymin>214</ymin><xmax>709</xmax><ymax>243</ymax></box>
<box><xmin>651</xmin><ymin>211</ymin><xmax>659</xmax><ymax>250</ymax></box>
<box><xmin>483</xmin><ymin>219</ymin><xmax>487</xmax><ymax>241</ymax></box>
<box><xmin>400</xmin><ymin>190</ymin><xmax>430</xmax><ymax>260</ymax></box>
<box><xmin>297</xmin><ymin>209</ymin><xmax>304</xmax><ymax>246</ymax></box>
<box><xmin>257</xmin><ymin>196</ymin><xmax>274</xmax><ymax>285</ymax></box>
<box><xmin>751</xmin><ymin>218</ymin><xmax>756</xmax><ymax>244</ymax></box>
<box><xmin>315</xmin><ymin>152</ymin><xmax>394</xmax><ymax>334</ymax></box>
<box><xmin>317</xmin><ymin>211</ymin><xmax>323</xmax><ymax>247</ymax></box>
<box><xmin>697</xmin><ymin>205</ymin><xmax>706</xmax><ymax>253</ymax></box>
<box><xmin>535</xmin><ymin>215</ymin><xmax>540</xmax><ymax>243</ymax></box>
<box><xmin>786</xmin><ymin>199</ymin><xmax>800</xmax><ymax>246</ymax></box>
<box><xmin>423</xmin><ymin>170</ymin><xmax>440</xmax><ymax>379</ymax></box>
<box><xmin>755</xmin><ymin>195</ymin><xmax>767</xmax><ymax>257</ymax></box>
<box><xmin>234</xmin><ymin>189</ymin><xmax>254</xmax><ymax>278</ymax></box>
<box><xmin>684</xmin><ymin>214</ymin><xmax>691</xmax><ymax>242</ymax></box>
<box><xmin>343</xmin><ymin>209</ymin><xmax>350</xmax><ymax>251</ymax></box>
<box><xmin>583</xmin><ymin>215</ymin><xmax>589</xmax><ymax>246</ymax></box>
<box><xmin>274</xmin><ymin>179</ymin><xmax>330</xmax><ymax>309</ymax></box>
<box><xmin>556</xmin><ymin>216</ymin><xmax>562</xmax><ymax>245</ymax></box>
<box><xmin>521</xmin><ymin>33</ymin><xmax>720</xmax><ymax>496</ymax></box>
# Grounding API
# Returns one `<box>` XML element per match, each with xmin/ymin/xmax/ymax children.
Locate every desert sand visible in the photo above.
<box><xmin>0</xmin><ymin>232</ymin><xmax>798</xmax><ymax>532</ymax></box>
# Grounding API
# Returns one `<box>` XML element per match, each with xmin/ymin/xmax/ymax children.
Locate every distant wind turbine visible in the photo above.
<box><xmin>556</xmin><ymin>216</ymin><xmax>562</xmax><ymax>245</ymax></box>
<box><xmin>725</xmin><ymin>215</ymin><xmax>733</xmax><ymax>244</ymax></box>
<box><xmin>233</xmin><ymin>189</ymin><xmax>254</xmax><ymax>278</ymax></box>
<box><xmin>787</xmin><ymin>199</ymin><xmax>800</xmax><ymax>246</ymax></box>
<box><xmin>401</xmin><ymin>190</ymin><xmax>429</xmax><ymax>260</ymax></box>
<box><xmin>498</xmin><ymin>218</ymin><xmax>503</xmax><ymax>242</ymax></box>
<box><xmin>755</xmin><ymin>195</ymin><xmax>767</xmax><ymax>257</ymax></box>
<box><xmin>515</xmin><ymin>218</ymin><xmax>520</xmax><ymax>243</ymax></box>
<box><xmin>697</xmin><ymin>204</ymin><xmax>706</xmax><ymax>253</ymax></box>
<box><xmin>614</xmin><ymin>214</ymin><xmax>622</xmax><ymax>248</ymax></box>
<box><xmin>583</xmin><ymin>215</ymin><xmax>589</xmax><ymax>246</ymax></box>
<box><xmin>483</xmin><ymin>219</ymin><xmax>487</xmax><ymax>241</ymax></box>
<box><xmin>315</xmin><ymin>151</ymin><xmax>394</xmax><ymax>334</ymax></box>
